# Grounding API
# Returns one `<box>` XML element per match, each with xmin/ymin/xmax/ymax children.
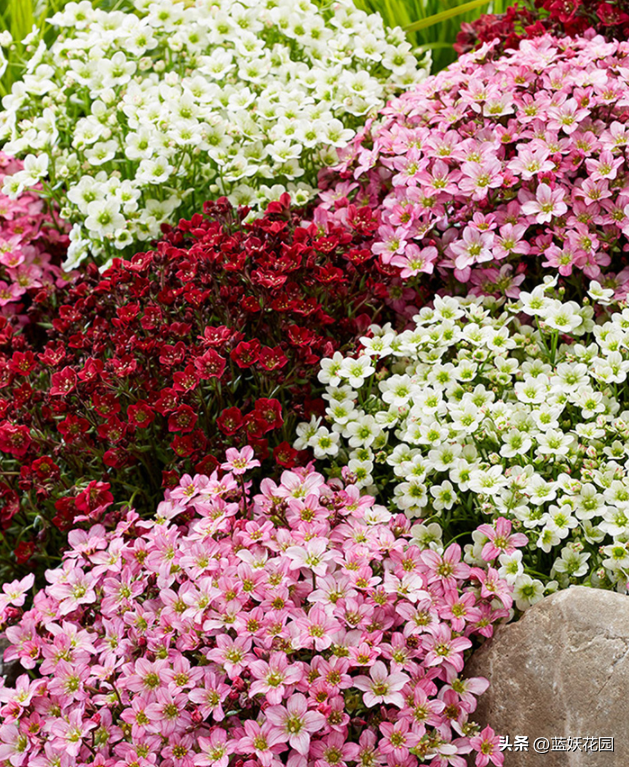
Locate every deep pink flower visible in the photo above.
<box><xmin>469</xmin><ymin>726</ymin><xmax>504</xmax><ymax>767</ymax></box>
<box><xmin>476</xmin><ymin>518</ymin><xmax>528</xmax><ymax>561</ymax></box>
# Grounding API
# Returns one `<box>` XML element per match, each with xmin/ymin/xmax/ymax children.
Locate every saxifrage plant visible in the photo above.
<box><xmin>0</xmin><ymin>0</ymin><xmax>429</xmax><ymax>268</ymax></box>
<box><xmin>455</xmin><ymin>0</ymin><xmax>629</xmax><ymax>59</ymax></box>
<box><xmin>318</xmin><ymin>34</ymin><xmax>629</xmax><ymax>303</ymax></box>
<box><xmin>0</xmin><ymin>460</ymin><xmax>513</xmax><ymax>767</ymax></box>
<box><xmin>296</xmin><ymin>281</ymin><xmax>629</xmax><ymax>607</ymax></box>
<box><xmin>0</xmin><ymin>195</ymin><xmax>415</xmax><ymax>580</ymax></box>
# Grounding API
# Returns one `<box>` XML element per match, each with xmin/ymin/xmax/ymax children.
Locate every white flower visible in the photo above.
<box><xmin>21</xmin><ymin>153</ymin><xmax>49</xmax><ymax>183</ymax></box>
<box><xmin>537</xmin><ymin>525</ymin><xmax>561</xmax><ymax>553</ymax></box>
<box><xmin>84</xmin><ymin>198</ymin><xmax>125</xmax><ymax>236</ymax></box>
<box><xmin>1</xmin><ymin>0</ymin><xmax>427</xmax><ymax>260</ymax></box>
<box><xmin>541</xmin><ymin>300</ymin><xmax>583</xmax><ymax>333</ymax></box>
<box><xmin>535</xmin><ymin>429</ymin><xmax>574</xmax><ymax>457</ymax></box>
<box><xmin>318</xmin><ymin>352</ymin><xmax>345</xmax><ymax>387</ymax></box>
<box><xmin>339</xmin><ymin>356</ymin><xmax>375</xmax><ymax>389</ymax></box>
<box><xmin>500</xmin><ymin>429</ymin><xmax>532</xmax><ymax>458</ymax></box>
<box><xmin>326</xmin><ymin>399</ymin><xmax>356</xmax><ymax>425</ymax></box>
<box><xmin>512</xmin><ymin>574</ymin><xmax>545</xmax><ymax>610</ymax></box>
<box><xmin>519</xmin><ymin>287</ymin><xmax>551</xmax><ymax>316</ymax></box>
<box><xmin>429</xmin><ymin>481</ymin><xmax>457</xmax><ymax>511</ymax></box>
<box><xmin>542</xmin><ymin>504</ymin><xmax>578</xmax><ymax>538</ymax></box>
<box><xmin>68</xmin><ymin>176</ymin><xmax>106</xmax><ymax>213</ymax></box>
<box><xmin>345</xmin><ymin>415</ymin><xmax>381</xmax><ymax>448</ymax></box>
<box><xmin>85</xmin><ymin>141</ymin><xmax>118</xmax><ymax>166</ymax></box>
<box><xmin>587</xmin><ymin>280</ymin><xmax>614</xmax><ymax>305</ymax></box>
<box><xmin>514</xmin><ymin>377</ymin><xmax>548</xmax><ymax>405</ymax></box>
<box><xmin>498</xmin><ymin>550</ymin><xmax>524</xmax><ymax>585</ymax></box>
<box><xmin>311</xmin><ymin>427</ymin><xmax>340</xmax><ymax>458</ymax></box>
<box><xmin>294</xmin><ymin>291</ymin><xmax>629</xmax><ymax>591</ymax></box>
<box><xmin>601</xmin><ymin>541</ymin><xmax>629</xmax><ymax>572</ymax></box>
<box><xmin>347</xmin><ymin>458</ymin><xmax>374</xmax><ymax>488</ymax></box>
<box><xmin>410</xmin><ymin>522</ymin><xmax>443</xmax><ymax>551</ymax></box>
<box><xmin>380</xmin><ymin>375</ymin><xmax>413</xmax><ymax>407</ymax></box>
<box><xmin>136</xmin><ymin>157</ymin><xmax>173</xmax><ymax>185</ymax></box>
<box><xmin>468</xmin><ymin>466</ymin><xmax>508</xmax><ymax>495</ymax></box>
<box><xmin>294</xmin><ymin>415</ymin><xmax>321</xmax><ymax>451</ymax></box>
<box><xmin>552</xmin><ymin>545</ymin><xmax>590</xmax><ymax>579</ymax></box>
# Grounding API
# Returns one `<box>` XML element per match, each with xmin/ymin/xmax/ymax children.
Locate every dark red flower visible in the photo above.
<box><xmin>75</xmin><ymin>481</ymin><xmax>114</xmax><ymax>517</ymax></box>
<box><xmin>198</xmin><ymin>325</ymin><xmax>232</xmax><ymax>348</ymax></box>
<box><xmin>103</xmin><ymin>448</ymin><xmax>126</xmax><ymax>469</ymax></box>
<box><xmin>253</xmin><ymin>398</ymin><xmax>283</xmax><ymax>434</ymax></box>
<box><xmin>0</xmin><ymin>421</ymin><xmax>32</xmax><ymax>457</ymax></box>
<box><xmin>38</xmin><ymin>342</ymin><xmax>66</xmax><ymax>367</ymax></box>
<box><xmin>97</xmin><ymin>416</ymin><xmax>127</xmax><ymax>443</ymax></box>
<box><xmin>170</xmin><ymin>433</ymin><xmax>195</xmax><ymax>457</ymax></box>
<box><xmin>168</xmin><ymin>404</ymin><xmax>198</xmax><ymax>433</ymax></box>
<box><xmin>78</xmin><ymin>358</ymin><xmax>106</xmax><ymax>383</ymax></box>
<box><xmin>172</xmin><ymin>366</ymin><xmax>199</xmax><ymax>392</ymax></box>
<box><xmin>231</xmin><ymin>340</ymin><xmax>261</xmax><ymax>368</ymax></box>
<box><xmin>155</xmin><ymin>388</ymin><xmax>179</xmax><ymax>415</ymax></box>
<box><xmin>127</xmin><ymin>401</ymin><xmax>156</xmax><ymax>428</ymax></box>
<box><xmin>9</xmin><ymin>351</ymin><xmax>37</xmax><ymax>376</ymax></box>
<box><xmin>57</xmin><ymin>415</ymin><xmax>91</xmax><ymax>442</ymax></box>
<box><xmin>162</xmin><ymin>470</ymin><xmax>180</xmax><ymax>489</ymax></box>
<box><xmin>159</xmin><ymin>342</ymin><xmax>187</xmax><ymax>367</ymax></box>
<box><xmin>194</xmin><ymin>454</ymin><xmax>219</xmax><ymax>475</ymax></box>
<box><xmin>0</xmin><ymin>483</ymin><xmax>19</xmax><ymax>529</ymax></box>
<box><xmin>273</xmin><ymin>441</ymin><xmax>299</xmax><ymax>468</ymax></box>
<box><xmin>52</xmin><ymin>497</ymin><xmax>76</xmax><ymax>532</ymax></box>
<box><xmin>596</xmin><ymin>1</ymin><xmax>629</xmax><ymax>23</ymax></box>
<box><xmin>0</xmin><ymin>195</ymin><xmax>413</xmax><ymax>582</ymax></box>
<box><xmin>14</xmin><ymin>540</ymin><xmax>35</xmax><ymax>564</ymax></box>
<box><xmin>194</xmin><ymin>350</ymin><xmax>226</xmax><ymax>380</ymax></box>
<box><xmin>114</xmin><ymin>302</ymin><xmax>141</xmax><ymax>324</ymax></box>
<box><xmin>217</xmin><ymin>406</ymin><xmax>243</xmax><ymax>436</ymax></box>
<box><xmin>31</xmin><ymin>456</ymin><xmax>60</xmax><ymax>482</ymax></box>
<box><xmin>92</xmin><ymin>392</ymin><xmax>121</xmax><ymax>418</ymax></box>
<box><xmin>242</xmin><ymin>296</ymin><xmax>261</xmax><ymax>312</ymax></box>
<box><xmin>545</xmin><ymin>0</ymin><xmax>581</xmax><ymax>22</ymax></box>
<box><xmin>258</xmin><ymin>346</ymin><xmax>288</xmax><ymax>372</ymax></box>
<box><xmin>49</xmin><ymin>367</ymin><xmax>78</xmax><ymax>397</ymax></box>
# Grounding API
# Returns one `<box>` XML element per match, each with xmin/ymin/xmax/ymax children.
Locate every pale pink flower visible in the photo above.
<box><xmin>0</xmin><ymin>574</ymin><xmax>34</xmax><ymax>612</ymax></box>
<box><xmin>469</xmin><ymin>726</ymin><xmax>504</xmax><ymax>767</ymax></box>
<box><xmin>422</xmin><ymin>625</ymin><xmax>472</xmax><ymax>674</ymax></box>
<box><xmin>221</xmin><ymin>446</ymin><xmax>260</xmax><ymax>475</ymax></box>
<box><xmin>249</xmin><ymin>652</ymin><xmax>303</xmax><ymax>704</ymax></box>
<box><xmin>237</xmin><ymin>720</ymin><xmax>287</xmax><ymax>766</ymax></box>
<box><xmin>265</xmin><ymin>693</ymin><xmax>326</xmax><ymax>754</ymax></box>
<box><xmin>353</xmin><ymin>661</ymin><xmax>410</xmax><ymax>708</ymax></box>
<box><xmin>476</xmin><ymin>518</ymin><xmax>528</xmax><ymax>561</ymax></box>
<box><xmin>195</xmin><ymin>728</ymin><xmax>237</xmax><ymax>767</ymax></box>
<box><xmin>311</xmin><ymin>732</ymin><xmax>360</xmax><ymax>767</ymax></box>
<box><xmin>520</xmin><ymin>184</ymin><xmax>567</xmax><ymax>223</ymax></box>
<box><xmin>449</xmin><ymin>228</ymin><xmax>494</xmax><ymax>270</ymax></box>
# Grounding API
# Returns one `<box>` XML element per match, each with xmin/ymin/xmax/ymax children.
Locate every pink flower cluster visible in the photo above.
<box><xmin>0</xmin><ymin>458</ymin><xmax>513</xmax><ymax>767</ymax></box>
<box><xmin>0</xmin><ymin>153</ymin><xmax>69</xmax><ymax>319</ymax></box>
<box><xmin>320</xmin><ymin>34</ymin><xmax>629</xmax><ymax>300</ymax></box>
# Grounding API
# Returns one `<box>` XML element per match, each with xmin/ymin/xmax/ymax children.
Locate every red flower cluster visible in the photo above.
<box><xmin>0</xmin><ymin>195</ymin><xmax>413</xmax><ymax>578</ymax></box>
<box><xmin>455</xmin><ymin>0</ymin><xmax>629</xmax><ymax>58</ymax></box>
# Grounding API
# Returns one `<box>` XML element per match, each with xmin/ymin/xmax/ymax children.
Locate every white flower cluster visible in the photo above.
<box><xmin>296</xmin><ymin>279</ymin><xmax>629</xmax><ymax>602</ymax></box>
<box><xmin>0</xmin><ymin>0</ymin><xmax>428</xmax><ymax>268</ymax></box>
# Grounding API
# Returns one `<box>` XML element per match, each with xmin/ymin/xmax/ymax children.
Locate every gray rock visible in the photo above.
<box><xmin>466</xmin><ymin>587</ymin><xmax>629</xmax><ymax>766</ymax></box>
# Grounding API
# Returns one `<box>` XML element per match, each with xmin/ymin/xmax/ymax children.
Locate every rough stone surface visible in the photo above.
<box><xmin>466</xmin><ymin>587</ymin><xmax>629</xmax><ymax>766</ymax></box>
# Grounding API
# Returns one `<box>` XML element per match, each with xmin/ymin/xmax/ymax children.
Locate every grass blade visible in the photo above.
<box><xmin>405</xmin><ymin>0</ymin><xmax>491</xmax><ymax>33</ymax></box>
